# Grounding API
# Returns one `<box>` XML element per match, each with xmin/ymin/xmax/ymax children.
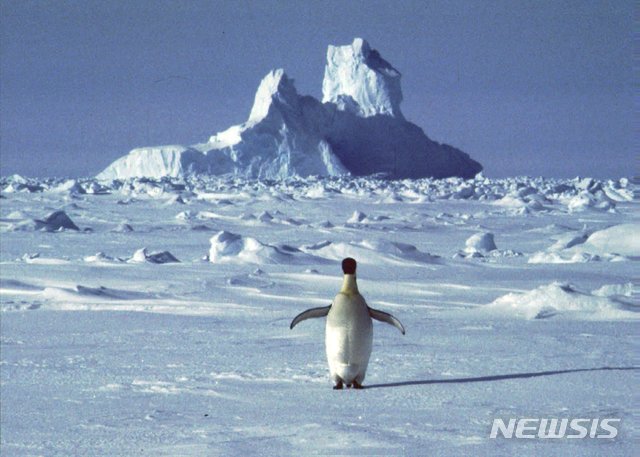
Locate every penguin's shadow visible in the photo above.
<box><xmin>364</xmin><ymin>366</ymin><xmax>639</xmax><ymax>389</ymax></box>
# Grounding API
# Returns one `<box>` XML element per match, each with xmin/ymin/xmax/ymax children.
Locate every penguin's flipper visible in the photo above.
<box><xmin>290</xmin><ymin>305</ymin><xmax>332</xmax><ymax>329</ymax></box>
<box><xmin>368</xmin><ymin>307</ymin><xmax>406</xmax><ymax>335</ymax></box>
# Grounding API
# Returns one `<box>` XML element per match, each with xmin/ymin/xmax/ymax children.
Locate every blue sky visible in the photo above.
<box><xmin>0</xmin><ymin>0</ymin><xmax>635</xmax><ymax>178</ymax></box>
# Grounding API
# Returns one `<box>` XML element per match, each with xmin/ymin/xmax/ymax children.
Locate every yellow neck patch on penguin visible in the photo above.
<box><xmin>340</xmin><ymin>274</ymin><xmax>359</xmax><ymax>295</ymax></box>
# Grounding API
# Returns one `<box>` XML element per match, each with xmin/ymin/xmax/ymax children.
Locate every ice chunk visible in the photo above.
<box><xmin>347</xmin><ymin>211</ymin><xmax>368</xmax><ymax>223</ymax></box>
<box><xmin>112</xmin><ymin>223</ymin><xmax>134</xmax><ymax>232</ymax></box>
<box><xmin>129</xmin><ymin>248</ymin><xmax>180</xmax><ymax>264</ymax></box>
<box><xmin>465</xmin><ymin>232</ymin><xmax>497</xmax><ymax>254</ymax></box>
<box><xmin>34</xmin><ymin>211</ymin><xmax>80</xmax><ymax>232</ymax></box>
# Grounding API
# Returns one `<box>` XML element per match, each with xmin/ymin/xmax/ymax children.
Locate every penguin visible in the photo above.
<box><xmin>290</xmin><ymin>257</ymin><xmax>405</xmax><ymax>389</ymax></box>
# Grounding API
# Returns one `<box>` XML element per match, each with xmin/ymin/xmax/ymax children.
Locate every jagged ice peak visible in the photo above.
<box><xmin>248</xmin><ymin>69</ymin><xmax>299</xmax><ymax>123</ymax></box>
<box><xmin>322</xmin><ymin>38</ymin><xmax>404</xmax><ymax>119</ymax></box>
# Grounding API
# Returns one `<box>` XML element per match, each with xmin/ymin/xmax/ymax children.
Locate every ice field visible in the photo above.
<box><xmin>1</xmin><ymin>174</ymin><xmax>638</xmax><ymax>455</ymax></box>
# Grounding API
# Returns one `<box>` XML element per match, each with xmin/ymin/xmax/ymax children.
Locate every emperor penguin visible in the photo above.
<box><xmin>290</xmin><ymin>257</ymin><xmax>405</xmax><ymax>389</ymax></box>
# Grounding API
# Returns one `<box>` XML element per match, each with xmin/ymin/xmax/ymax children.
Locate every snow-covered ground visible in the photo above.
<box><xmin>1</xmin><ymin>174</ymin><xmax>638</xmax><ymax>455</ymax></box>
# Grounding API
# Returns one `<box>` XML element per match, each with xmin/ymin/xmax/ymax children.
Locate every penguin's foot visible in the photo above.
<box><xmin>352</xmin><ymin>380</ymin><xmax>363</xmax><ymax>389</ymax></box>
<box><xmin>333</xmin><ymin>380</ymin><xmax>344</xmax><ymax>390</ymax></box>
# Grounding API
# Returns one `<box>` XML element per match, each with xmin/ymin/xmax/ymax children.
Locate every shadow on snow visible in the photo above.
<box><xmin>365</xmin><ymin>366</ymin><xmax>639</xmax><ymax>389</ymax></box>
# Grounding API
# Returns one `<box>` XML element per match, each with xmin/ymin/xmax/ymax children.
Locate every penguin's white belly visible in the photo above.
<box><xmin>325</xmin><ymin>293</ymin><xmax>373</xmax><ymax>383</ymax></box>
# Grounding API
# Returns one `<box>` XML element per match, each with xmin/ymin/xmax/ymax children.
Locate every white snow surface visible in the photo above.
<box><xmin>529</xmin><ymin>223</ymin><xmax>640</xmax><ymax>264</ymax></box>
<box><xmin>97</xmin><ymin>39</ymin><xmax>482</xmax><ymax>181</ymax></box>
<box><xmin>1</xmin><ymin>174</ymin><xmax>639</xmax><ymax>455</ymax></box>
<box><xmin>482</xmin><ymin>282</ymin><xmax>638</xmax><ymax>320</ymax></box>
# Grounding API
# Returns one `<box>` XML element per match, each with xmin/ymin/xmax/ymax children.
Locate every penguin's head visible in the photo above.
<box><xmin>341</xmin><ymin>257</ymin><xmax>357</xmax><ymax>275</ymax></box>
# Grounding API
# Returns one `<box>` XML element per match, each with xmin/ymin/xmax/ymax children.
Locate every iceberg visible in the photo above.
<box><xmin>98</xmin><ymin>39</ymin><xmax>482</xmax><ymax>180</ymax></box>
